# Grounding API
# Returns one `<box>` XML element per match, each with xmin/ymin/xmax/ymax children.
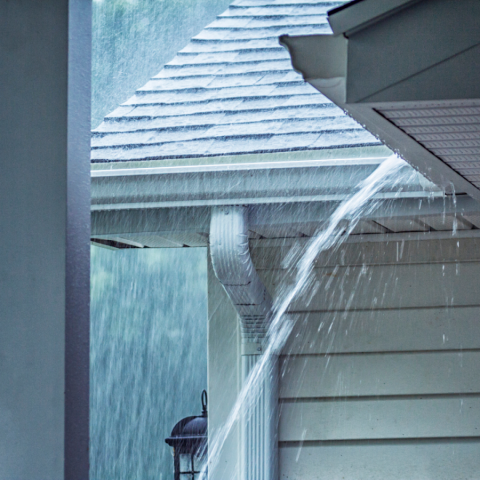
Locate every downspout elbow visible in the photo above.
<box><xmin>210</xmin><ymin>206</ymin><xmax>273</xmax><ymax>352</ymax></box>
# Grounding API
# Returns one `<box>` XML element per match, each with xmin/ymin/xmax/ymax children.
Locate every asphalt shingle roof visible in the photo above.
<box><xmin>91</xmin><ymin>0</ymin><xmax>380</xmax><ymax>163</ymax></box>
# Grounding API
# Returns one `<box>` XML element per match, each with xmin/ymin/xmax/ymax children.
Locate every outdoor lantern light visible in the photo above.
<box><xmin>165</xmin><ymin>390</ymin><xmax>208</xmax><ymax>480</ymax></box>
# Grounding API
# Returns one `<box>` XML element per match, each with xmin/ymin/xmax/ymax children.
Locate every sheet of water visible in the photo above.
<box><xmin>202</xmin><ymin>154</ymin><xmax>419</xmax><ymax>479</ymax></box>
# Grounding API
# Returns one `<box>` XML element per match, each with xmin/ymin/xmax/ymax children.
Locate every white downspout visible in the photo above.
<box><xmin>210</xmin><ymin>205</ymin><xmax>278</xmax><ymax>480</ymax></box>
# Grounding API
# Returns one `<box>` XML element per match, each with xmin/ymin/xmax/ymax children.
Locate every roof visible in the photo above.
<box><xmin>91</xmin><ymin>0</ymin><xmax>381</xmax><ymax>164</ymax></box>
<box><xmin>90</xmin><ymin>0</ymin><xmax>480</xmax><ymax>248</ymax></box>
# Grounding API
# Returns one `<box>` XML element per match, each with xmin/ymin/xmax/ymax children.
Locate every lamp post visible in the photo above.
<box><xmin>165</xmin><ymin>390</ymin><xmax>208</xmax><ymax>480</ymax></box>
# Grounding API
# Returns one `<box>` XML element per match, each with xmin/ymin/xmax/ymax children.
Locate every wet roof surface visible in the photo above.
<box><xmin>91</xmin><ymin>0</ymin><xmax>380</xmax><ymax>163</ymax></box>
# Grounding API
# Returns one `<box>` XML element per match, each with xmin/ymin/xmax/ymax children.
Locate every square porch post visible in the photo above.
<box><xmin>0</xmin><ymin>1</ymin><xmax>91</xmax><ymax>479</ymax></box>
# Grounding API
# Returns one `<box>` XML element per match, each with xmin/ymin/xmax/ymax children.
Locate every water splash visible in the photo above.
<box><xmin>202</xmin><ymin>154</ymin><xmax>417</xmax><ymax>479</ymax></box>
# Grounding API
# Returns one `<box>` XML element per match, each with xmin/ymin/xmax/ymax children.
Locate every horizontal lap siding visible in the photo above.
<box><xmin>261</xmin><ymin>262</ymin><xmax>480</xmax><ymax>311</ymax></box>
<box><xmin>256</xmin><ymin>238</ymin><xmax>480</xmax><ymax>479</ymax></box>
<box><xmin>280</xmin><ymin>441</ymin><xmax>480</xmax><ymax>480</ymax></box>
<box><xmin>280</xmin><ymin>351</ymin><xmax>480</xmax><ymax>398</ymax></box>
<box><xmin>280</xmin><ymin>397</ymin><xmax>480</xmax><ymax>440</ymax></box>
<box><xmin>283</xmin><ymin>307</ymin><xmax>480</xmax><ymax>354</ymax></box>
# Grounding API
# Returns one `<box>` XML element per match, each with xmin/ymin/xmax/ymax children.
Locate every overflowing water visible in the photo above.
<box><xmin>202</xmin><ymin>154</ymin><xmax>418</xmax><ymax>479</ymax></box>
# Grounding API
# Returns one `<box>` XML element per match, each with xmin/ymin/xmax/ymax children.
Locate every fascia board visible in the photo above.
<box><xmin>279</xmin><ymin>34</ymin><xmax>347</xmax><ymax>105</ymax></box>
<box><xmin>91</xmin><ymin>196</ymin><xmax>480</xmax><ymax>237</ymax></box>
<box><xmin>91</xmin><ymin>157</ymin><xmax>440</xmax><ymax>211</ymax></box>
<box><xmin>327</xmin><ymin>0</ymin><xmax>421</xmax><ymax>36</ymax></box>
<box><xmin>91</xmin><ymin>147</ymin><xmax>389</xmax><ymax>171</ymax></box>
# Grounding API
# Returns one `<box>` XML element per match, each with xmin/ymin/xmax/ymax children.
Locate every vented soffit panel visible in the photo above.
<box><xmin>280</xmin><ymin>0</ymin><xmax>480</xmax><ymax>203</ymax></box>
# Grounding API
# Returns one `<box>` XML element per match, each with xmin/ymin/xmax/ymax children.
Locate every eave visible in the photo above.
<box><xmin>280</xmin><ymin>0</ymin><xmax>480</xmax><ymax>202</ymax></box>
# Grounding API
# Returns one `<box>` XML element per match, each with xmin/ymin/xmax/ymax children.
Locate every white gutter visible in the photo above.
<box><xmin>210</xmin><ymin>206</ymin><xmax>278</xmax><ymax>480</ymax></box>
<box><xmin>91</xmin><ymin>158</ymin><xmax>440</xmax><ymax>211</ymax></box>
<box><xmin>90</xmin><ymin>157</ymin><xmax>385</xmax><ymax>177</ymax></box>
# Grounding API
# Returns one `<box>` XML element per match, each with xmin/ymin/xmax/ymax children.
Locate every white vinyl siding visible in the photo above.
<box><xmin>253</xmin><ymin>235</ymin><xmax>480</xmax><ymax>480</ymax></box>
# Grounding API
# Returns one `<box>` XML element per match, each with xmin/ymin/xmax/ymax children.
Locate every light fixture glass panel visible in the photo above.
<box><xmin>179</xmin><ymin>453</ymin><xmax>192</xmax><ymax>472</ymax></box>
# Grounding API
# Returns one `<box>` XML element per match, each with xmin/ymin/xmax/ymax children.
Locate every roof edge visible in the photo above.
<box><xmin>90</xmin><ymin>145</ymin><xmax>391</xmax><ymax>171</ymax></box>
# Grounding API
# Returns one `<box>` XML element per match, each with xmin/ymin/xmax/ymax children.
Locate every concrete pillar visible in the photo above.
<box><xmin>0</xmin><ymin>1</ymin><xmax>91</xmax><ymax>479</ymax></box>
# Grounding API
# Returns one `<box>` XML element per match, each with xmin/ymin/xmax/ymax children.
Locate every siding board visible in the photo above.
<box><xmin>280</xmin><ymin>441</ymin><xmax>480</xmax><ymax>480</ymax></box>
<box><xmin>280</xmin><ymin>351</ymin><xmax>480</xmax><ymax>399</ymax></box>
<box><xmin>282</xmin><ymin>307</ymin><xmax>480</xmax><ymax>355</ymax></box>
<box><xmin>261</xmin><ymin>262</ymin><xmax>480</xmax><ymax>311</ymax></box>
<box><xmin>279</xmin><ymin>397</ymin><xmax>480</xmax><ymax>441</ymax></box>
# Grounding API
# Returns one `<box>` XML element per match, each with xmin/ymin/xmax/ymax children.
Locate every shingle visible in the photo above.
<box><xmin>221</xmin><ymin>4</ymin><xmax>336</xmax><ymax>15</ymax></box>
<box><xmin>92</xmin><ymin>116</ymin><xmax>358</xmax><ymax>150</ymax></box>
<box><xmin>194</xmin><ymin>24</ymin><xmax>330</xmax><ymax>40</ymax></box>
<box><xmin>173</xmin><ymin>48</ymin><xmax>289</xmax><ymax>64</ymax></box>
<box><xmin>266</xmin><ymin>132</ymin><xmax>322</xmax><ymax>149</ymax></box>
<box><xmin>91</xmin><ymin>127</ymin><xmax>210</xmax><ymax>148</ymax></box>
<box><xmin>220</xmin><ymin>6</ymin><xmax>297</xmax><ymax>15</ymax></box>
<box><xmin>96</xmin><ymin>113</ymin><xmax>229</xmax><ymax>133</ymax></box>
<box><xmin>126</xmin><ymin>82</ymin><xmax>314</xmax><ymax>106</ymax></box>
<box><xmin>118</xmin><ymin>99</ymin><xmax>246</xmax><ymax>118</ymax></box>
<box><xmin>208</xmin><ymin>14</ymin><xmax>327</xmax><ymax>28</ymax></box>
<box><xmin>125</xmin><ymin>85</ymin><xmax>278</xmax><ymax>105</ymax></box>
<box><xmin>205</xmin><ymin>135</ymin><xmax>274</xmax><ymax>155</ymax></box>
<box><xmin>181</xmin><ymin>38</ymin><xmax>280</xmax><ymax>52</ymax></box>
<box><xmin>310</xmin><ymin>130</ymin><xmax>380</xmax><ymax>148</ymax></box>
<box><xmin>96</xmin><ymin>103</ymin><xmax>349</xmax><ymax>135</ymax></box>
<box><xmin>158</xmin><ymin>64</ymin><xmax>225</xmax><ymax>77</ymax></box>
<box><xmin>159</xmin><ymin>59</ymin><xmax>293</xmax><ymax>77</ymax></box>
<box><xmin>91</xmin><ymin>1</ymin><xmax>372</xmax><ymax>164</ymax></box>
<box><xmin>254</xmin><ymin>71</ymin><xmax>300</xmax><ymax>84</ymax></box>
<box><xmin>91</xmin><ymin>139</ymin><xmax>216</xmax><ymax>161</ymax></box>
<box><xmin>138</xmin><ymin>76</ymin><xmax>215</xmax><ymax>91</ymax></box>
<box><xmin>233</xmin><ymin>0</ymin><xmax>342</xmax><ymax>6</ymax></box>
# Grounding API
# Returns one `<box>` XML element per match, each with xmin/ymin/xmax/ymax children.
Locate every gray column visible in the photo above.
<box><xmin>0</xmin><ymin>1</ymin><xmax>91</xmax><ymax>479</ymax></box>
